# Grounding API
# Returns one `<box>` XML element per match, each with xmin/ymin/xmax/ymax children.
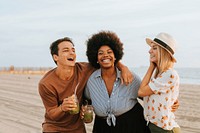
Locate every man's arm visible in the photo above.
<box><xmin>116</xmin><ymin>61</ymin><xmax>133</xmax><ymax>85</ymax></box>
<box><xmin>38</xmin><ymin>83</ymin><xmax>66</xmax><ymax>120</ymax></box>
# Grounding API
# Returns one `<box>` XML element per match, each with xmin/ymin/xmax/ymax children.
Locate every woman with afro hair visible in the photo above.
<box><xmin>84</xmin><ymin>31</ymin><xmax>150</xmax><ymax>133</ymax></box>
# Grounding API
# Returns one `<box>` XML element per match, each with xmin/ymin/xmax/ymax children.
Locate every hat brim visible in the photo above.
<box><xmin>146</xmin><ymin>38</ymin><xmax>177</xmax><ymax>62</ymax></box>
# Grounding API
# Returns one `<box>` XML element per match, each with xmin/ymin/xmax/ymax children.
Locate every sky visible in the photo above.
<box><xmin>1</xmin><ymin>0</ymin><xmax>200</xmax><ymax>68</ymax></box>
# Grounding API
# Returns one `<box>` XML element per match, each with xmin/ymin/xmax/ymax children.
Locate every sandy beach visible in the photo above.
<box><xmin>0</xmin><ymin>74</ymin><xmax>199</xmax><ymax>133</ymax></box>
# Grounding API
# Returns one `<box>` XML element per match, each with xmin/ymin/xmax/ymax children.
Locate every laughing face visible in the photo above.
<box><xmin>97</xmin><ymin>45</ymin><xmax>115</xmax><ymax>69</ymax></box>
<box><xmin>149</xmin><ymin>43</ymin><xmax>159</xmax><ymax>64</ymax></box>
<box><xmin>53</xmin><ymin>41</ymin><xmax>76</xmax><ymax>67</ymax></box>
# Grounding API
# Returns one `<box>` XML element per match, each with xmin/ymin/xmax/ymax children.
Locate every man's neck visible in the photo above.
<box><xmin>55</xmin><ymin>66</ymin><xmax>74</xmax><ymax>80</ymax></box>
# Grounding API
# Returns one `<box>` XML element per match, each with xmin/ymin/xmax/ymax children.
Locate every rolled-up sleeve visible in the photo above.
<box><xmin>149</xmin><ymin>70</ymin><xmax>177</xmax><ymax>94</ymax></box>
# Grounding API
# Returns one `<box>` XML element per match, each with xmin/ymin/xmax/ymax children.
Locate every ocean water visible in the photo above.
<box><xmin>131</xmin><ymin>67</ymin><xmax>200</xmax><ymax>85</ymax></box>
<box><xmin>0</xmin><ymin>67</ymin><xmax>199</xmax><ymax>85</ymax></box>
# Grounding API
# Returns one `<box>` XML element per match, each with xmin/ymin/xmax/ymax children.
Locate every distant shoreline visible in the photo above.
<box><xmin>1</xmin><ymin>66</ymin><xmax>200</xmax><ymax>85</ymax></box>
<box><xmin>0</xmin><ymin>70</ymin><xmax>49</xmax><ymax>75</ymax></box>
<box><xmin>0</xmin><ymin>67</ymin><xmax>52</xmax><ymax>75</ymax></box>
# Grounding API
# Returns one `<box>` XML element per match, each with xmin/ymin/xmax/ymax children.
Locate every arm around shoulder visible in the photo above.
<box><xmin>116</xmin><ymin>61</ymin><xmax>133</xmax><ymax>85</ymax></box>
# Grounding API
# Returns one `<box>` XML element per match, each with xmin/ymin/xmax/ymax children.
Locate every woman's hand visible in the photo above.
<box><xmin>150</xmin><ymin>61</ymin><xmax>156</xmax><ymax>69</ymax></box>
<box><xmin>171</xmin><ymin>99</ymin><xmax>179</xmax><ymax>112</ymax></box>
<box><xmin>80</xmin><ymin>105</ymin><xmax>85</xmax><ymax>119</ymax></box>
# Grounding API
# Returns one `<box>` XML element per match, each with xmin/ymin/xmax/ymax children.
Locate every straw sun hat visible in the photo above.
<box><xmin>146</xmin><ymin>32</ymin><xmax>177</xmax><ymax>62</ymax></box>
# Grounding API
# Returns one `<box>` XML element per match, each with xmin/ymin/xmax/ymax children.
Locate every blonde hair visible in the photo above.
<box><xmin>154</xmin><ymin>46</ymin><xmax>176</xmax><ymax>78</ymax></box>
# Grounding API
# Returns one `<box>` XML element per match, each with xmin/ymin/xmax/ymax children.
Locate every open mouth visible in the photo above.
<box><xmin>67</xmin><ymin>57</ymin><xmax>74</xmax><ymax>61</ymax></box>
<box><xmin>101</xmin><ymin>59</ymin><xmax>111</xmax><ymax>63</ymax></box>
<box><xmin>150</xmin><ymin>55</ymin><xmax>155</xmax><ymax>58</ymax></box>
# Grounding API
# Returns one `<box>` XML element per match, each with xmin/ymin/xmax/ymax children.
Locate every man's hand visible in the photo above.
<box><xmin>120</xmin><ymin>65</ymin><xmax>134</xmax><ymax>86</ymax></box>
<box><xmin>61</xmin><ymin>95</ymin><xmax>77</xmax><ymax>112</ymax></box>
<box><xmin>116</xmin><ymin>62</ymin><xmax>133</xmax><ymax>85</ymax></box>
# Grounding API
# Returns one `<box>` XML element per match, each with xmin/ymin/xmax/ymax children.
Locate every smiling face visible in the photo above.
<box><xmin>149</xmin><ymin>43</ymin><xmax>159</xmax><ymax>64</ymax></box>
<box><xmin>53</xmin><ymin>41</ymin><xmax>76</xmax><ymax>67</ymax></box>
<box><xmin>97</xmin><ymin>45</ymin><xmax>115</xmax><ymax>69</ymax></box>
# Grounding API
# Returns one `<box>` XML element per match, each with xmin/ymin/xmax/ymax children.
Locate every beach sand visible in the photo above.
<box><xmin>0</xmin><ymin>74</ymin><xmax>199</xmax><ymax>133</ymax></box>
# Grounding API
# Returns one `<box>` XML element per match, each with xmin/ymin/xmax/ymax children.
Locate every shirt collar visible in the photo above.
<box><xmin>94</xmin><ymin>68</ymin><xmax>121</xmax><ymax>80</ymax></box>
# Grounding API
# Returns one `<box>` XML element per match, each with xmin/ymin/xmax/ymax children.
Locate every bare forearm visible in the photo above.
<box><xmin>138</xmin><ymin>65</ymin><xmax>155</xmax><ymax>97</ymax></box>
<box><xmin>141</xmin><ymin>65</ymin><xmax>154</xmax><ymax>88</ymax></box>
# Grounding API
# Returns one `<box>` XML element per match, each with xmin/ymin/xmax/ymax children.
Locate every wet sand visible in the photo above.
<box><xmin>0</xmin><ymin>74</ymin><xmax>199</xmax><ymax>133</ymax></box>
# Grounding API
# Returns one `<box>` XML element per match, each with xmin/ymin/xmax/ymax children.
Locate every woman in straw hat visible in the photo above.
<box><xmin>138</xmin><ymin>32</ymin><xmax>181</xmax><ymax>133</ymax></box>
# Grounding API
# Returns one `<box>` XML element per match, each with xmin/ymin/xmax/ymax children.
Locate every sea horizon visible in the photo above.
<box><xmin>131</xmin><ymin>67</ymin><xmax>200</xmax><ymax>85</ymax></box>
<box><xmin>0</xmin><ymin>66</ymin><xmax>199</xmax><ymax>85</ymax></box>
